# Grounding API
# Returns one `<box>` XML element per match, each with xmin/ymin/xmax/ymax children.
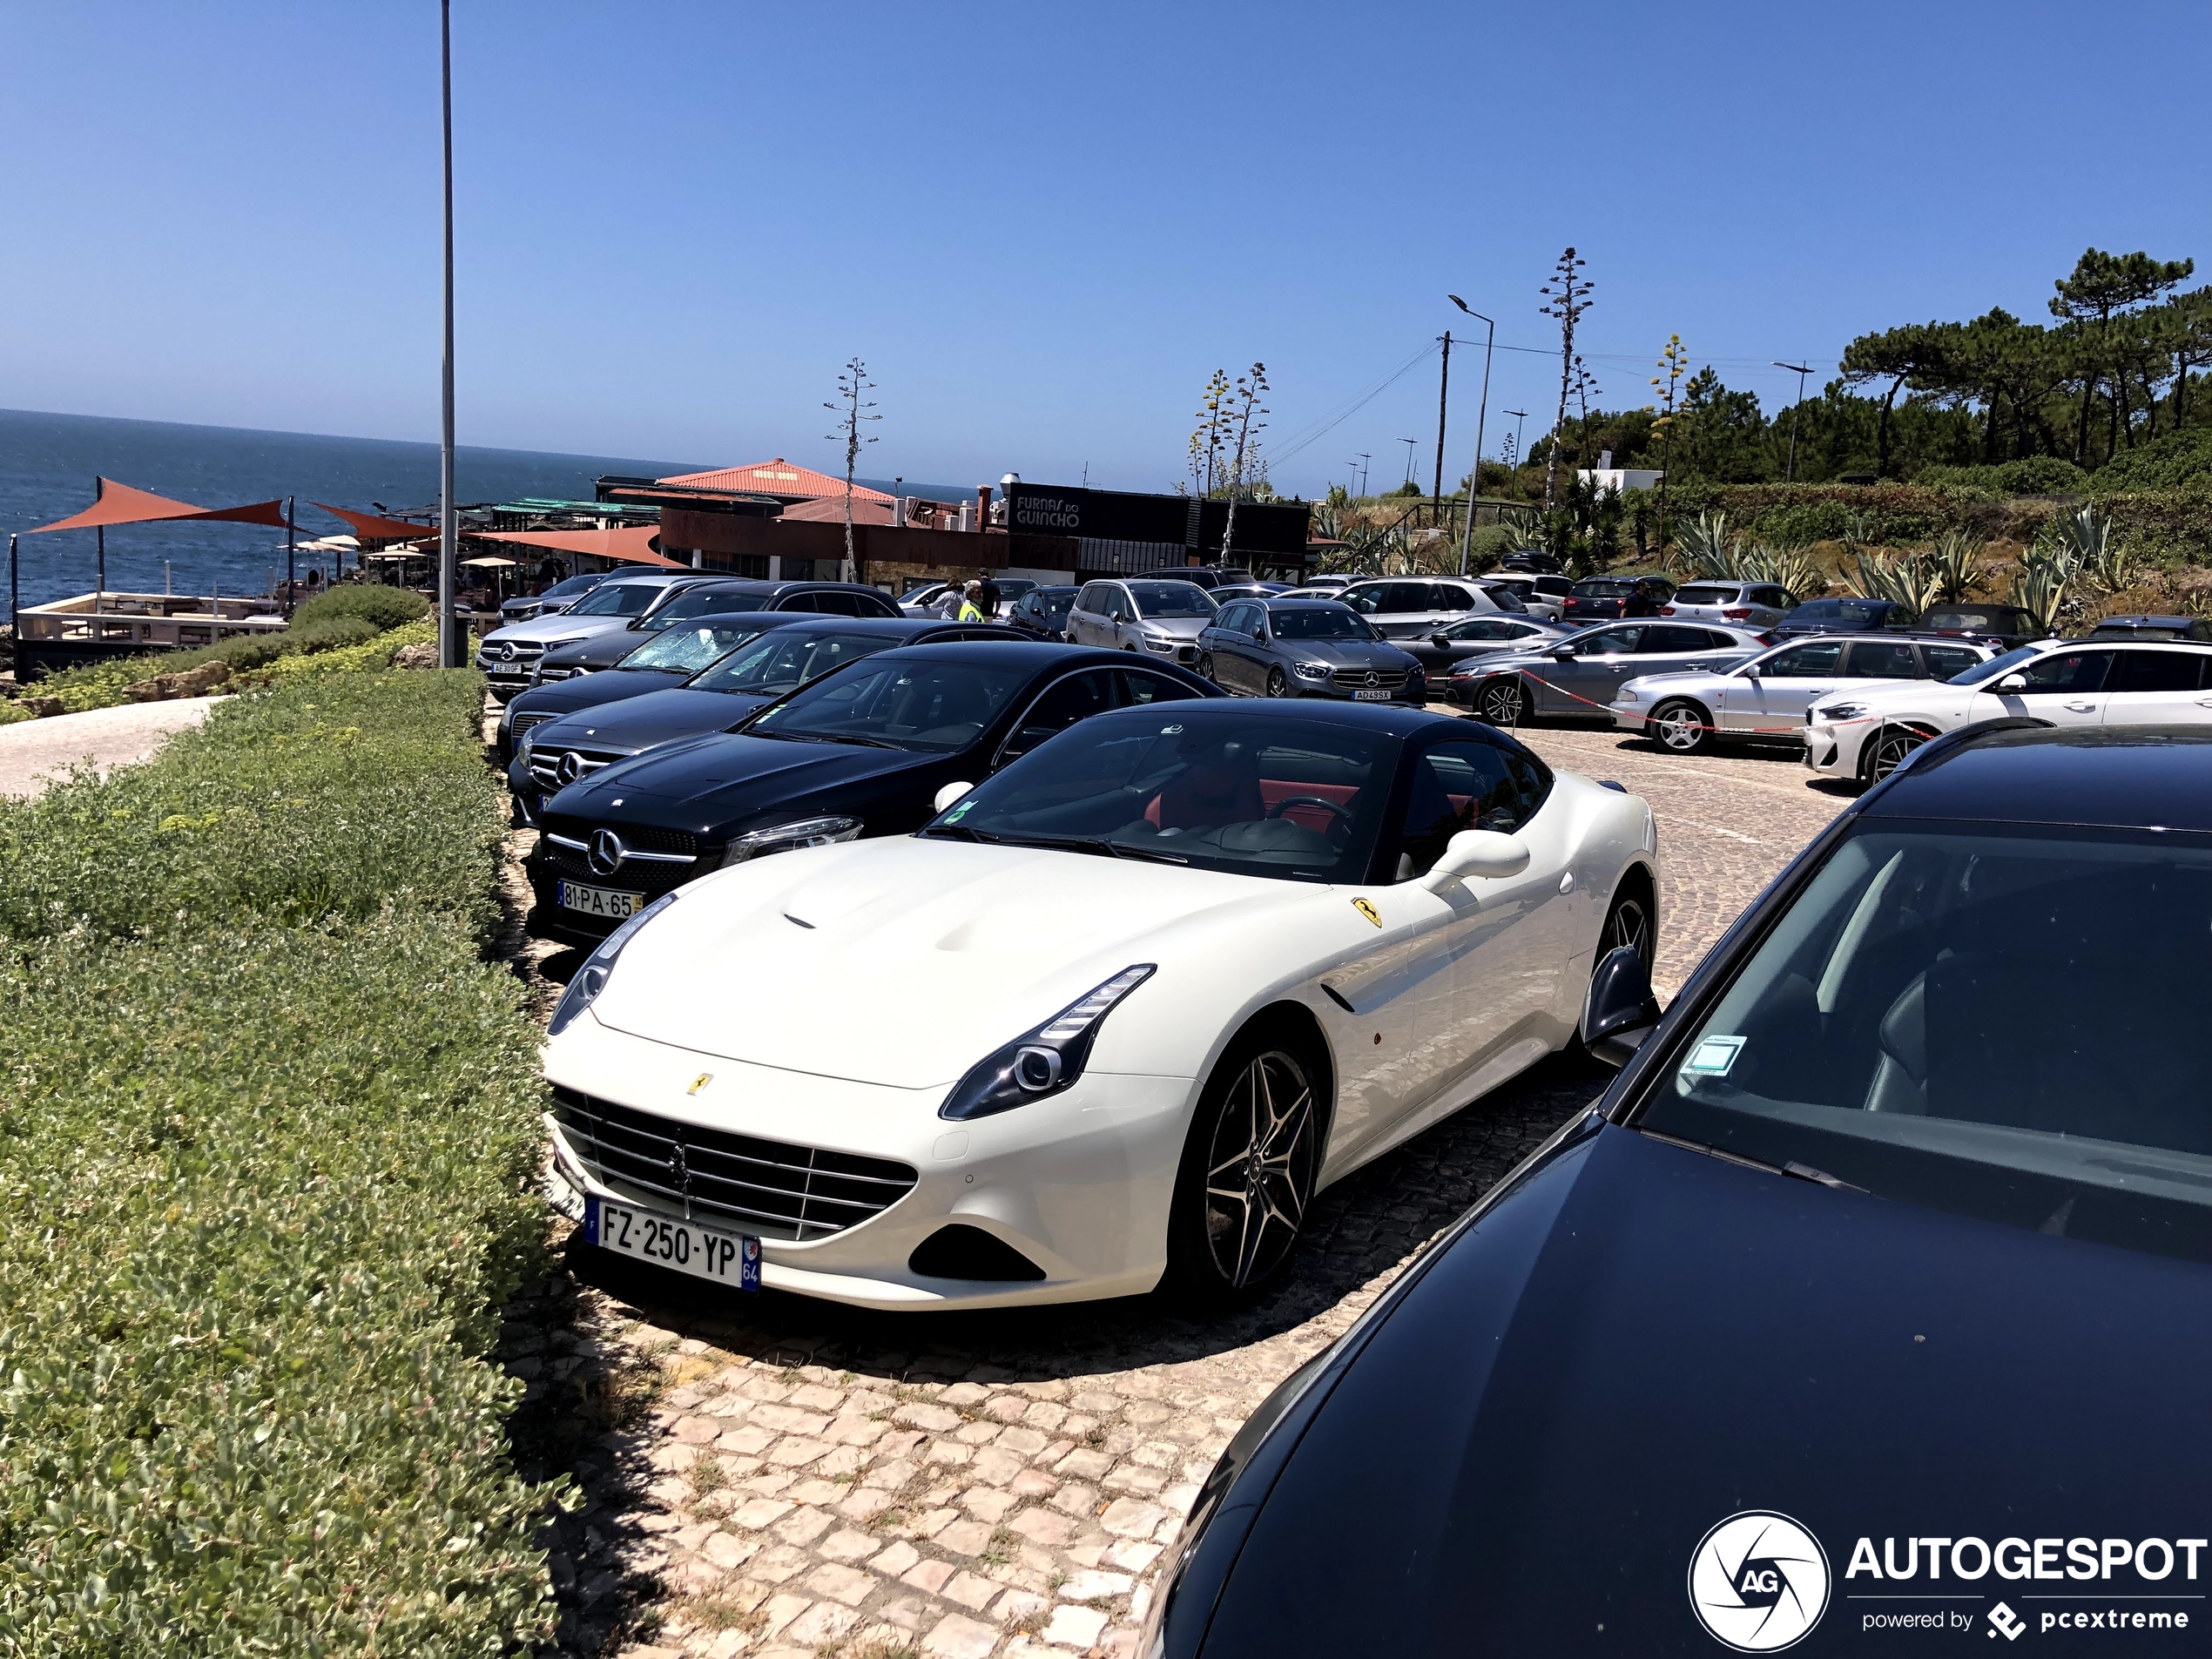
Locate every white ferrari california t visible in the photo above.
<box><xmin>541</xmin><ymin>700</ymin><xmax>1660</xmax><ymax>1311</ymax></box>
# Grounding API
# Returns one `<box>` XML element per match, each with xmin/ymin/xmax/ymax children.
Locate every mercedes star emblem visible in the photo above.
<box><xmin>1364</xmin><ymin>669</ymin><xmax>1379</xmax><ymax>687</ymax></box>
<box><xmin>588</xmin><ymin>827</ymin><xmax>625</xmax><ymax>875</ymax></box>
<box><xmin>556</xmin><ymin>751</ymin><xmax>583</xmax><ymax>786</ymax></box>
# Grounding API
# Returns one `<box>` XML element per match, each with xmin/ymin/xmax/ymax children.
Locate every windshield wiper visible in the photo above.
<box><xmin>1640</xmin><ymin>1130</ymin><xmax>1868</xmax><ymax>1193</ymax></box>
<box><xmin>989</xmin><ymin>833</ymin><xmax>1188</xmax><ymax>865</ymax></box>
<box><xmin>768</xmin><ymin>732</ymin><xmax>899</xmax><ymax>748</ymax></box>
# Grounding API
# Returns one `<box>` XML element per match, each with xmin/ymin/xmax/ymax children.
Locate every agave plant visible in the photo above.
<box><xmin>1927</xmin><ymin>529</ymin><xmax>1986</xmax><ymax>604</ymax></box>
<box><xmin>2042</xmin><ymin>503</ymin><xmax>2131</xmax><ymax>593</ymax></box>
<box><xmin>1744</xmin><ymin>543</ymin><xmax>1828</xmax><ymax>602</ymax></box>
<box><xmin>1839</xmin><ymin>509</ymin><xmax>1881</xmax><ymax>553</ymax></box>
<box><xmin>2007</xmin><ymin>548</ymin><xmax>2076</xmax><ymax>635</ymax></box>
<box><xmin>1673</xmin><ymin>511</ymin><xmax>1736</xmax><ymax>579</ymax></box>
<box><xmin>1852</xmin><ymin>550</ymin><xmax>1944</xmax><ymax>613</ymax></box>
<box><xmin>1499</xmin><ymin>509</ymin><xmax>1546</xmax><ymax>553</ymax></box>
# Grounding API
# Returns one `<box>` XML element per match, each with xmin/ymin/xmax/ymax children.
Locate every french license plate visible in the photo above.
<box><xmin>587</xmin><ymin>1196</ymin><xmax>760</xmax><ymax>1291</ymax></box>
<box><xmin>1352</xmin><ymin>688</ymin><xmax>1393</xmax><ymax>701</ymax></box>
<box><xmin>558</xmin><ymin>880</ymin><xmax>643</xmax><ymax>918</ymax></box>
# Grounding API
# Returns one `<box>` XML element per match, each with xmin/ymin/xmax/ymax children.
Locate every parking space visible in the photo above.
<box><xmin>501</xmin><ymin>717</ymin><xmax>1856</xmax><ymax>1659</ymax></box>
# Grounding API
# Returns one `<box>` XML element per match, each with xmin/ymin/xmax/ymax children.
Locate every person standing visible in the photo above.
<box><xmin>956</xmin><ymin>580</ymin><xmax>986</xmax><ymax>623</ymax></box>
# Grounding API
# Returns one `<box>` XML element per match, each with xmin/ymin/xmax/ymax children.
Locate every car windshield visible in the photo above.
<box><xmin>747</xmin><ymin>656</ymin><xmax>1028</xmax><ymax>751</ymax></box>
<box><xmin>1945</xmin><ymin>643</ymin><xmax>2042</xmax><ymax>685</ymax></box>
<box><xmin>565</xmin><ymin>582</ymin><xmax>665</xmax><ymax>618</ymax></box>
<box><xmin>544</xmin><ymin>574</ymin><xmax>600</xmax><ymax>597</ymax></box>
<box><xmin>1925</xmin><ymin>606</ymin><xmax>2026</xmax><ymax>630</ymax></box>
<box><xmin>1674</xmin><ymin>586</ymin><xmax>1738</xmax><ymax>604</ymax></box>
<box><xmin>1573</xmin><ymin>579</ymin><xmax>1634</xmax><ymax>597</ymax></box>
<box><xmin>1035</xmin><ymin>591</ymin><xmax>1076</xmax><ymax>616</ymax></box>
<box><xmin>637</xmin><ymin>587</ymin><xmax>767</xmax><ymax>630</ymax></box>
<box><xmin>1637</xmin><ymin>820</ymin><xmax>2212</xmax><ymax>1264</ymax></box>
<box><xmin>924</xmin><ymin>708</ymin><xmax>1393</xmax><ymax>882</ymax></box>
<box><xmin>899</xmin><ymin>583</ymin><xmax>943</xmax><ymax>602</ymax></box>
<box><xmin>1128</xmin><ymin>582</ymin><xmax>1218</xmax><ymax>619</ymax></box>
<box><xmin>618</xmin><ymin>623</ymin><xmax>769</xmax><ymax>673</ymax></box>
<box><xmin>1269</xmin><ymin>607</ymin><xmax>1372</xmax><ymax>640</ymax></box>
<box><xmin>689</xmin><ymin>631</ymin><xmax>896</xmax><ymax>697</ymax></box>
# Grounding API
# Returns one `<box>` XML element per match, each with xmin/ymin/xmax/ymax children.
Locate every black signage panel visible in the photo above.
<box><xmin>1007</xmin><ymin>483</ymin><xmax>1310</xmax><ymax>556</ymax></box>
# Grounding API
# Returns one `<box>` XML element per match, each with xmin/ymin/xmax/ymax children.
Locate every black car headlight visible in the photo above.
<box><xmin>939</xmin><ymin>965</ymin><xmax>1156</xmax><ymax>1121</ymax></box>
<box><xmin>717</xmin><ymin>815</ymin><xmax>863</xmax><ymax>867</ymax></box>
<box><xmin>546</xmin><ymin>891</ymin><xmax>678</xmax><ymax>1036</ymax></box>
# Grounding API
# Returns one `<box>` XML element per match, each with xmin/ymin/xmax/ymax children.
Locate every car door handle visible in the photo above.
<box><xmin>2063</xmin><ymin>700</ymin><xmax>2097</xmax><ymax>712</ymax></box>
<box><xmin>2197</xmin><ymin>697</ymin><xmax>2212</xmax><ymax>708</ymax></box>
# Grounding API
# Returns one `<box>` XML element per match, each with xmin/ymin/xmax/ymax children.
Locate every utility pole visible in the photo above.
<box><xmin>1357</xmin><ymin>455</ymin><xmax>1371</xmax><ymax>496</ymax></box>
<box><xmin>437</xmin><ymin>0</ymin><xmax>460</xmax><ymax>668</ymax></box>
<box><xmin>1504</xmin><ymin>410</ymin><xmax>1529</xmax><ymax>472</ymax></box>
<box><xmin>1432</xmin><ymin>331</ymin><xmax>1452</xmax><ymax>515</ymax></box>
<box><xmin>1448</xmin><ymin>297</ymin><xmax>1496</xmax><ymax>576</ymax></box>
<box><xmin>1774</xmin><ymin>361</ymin><xmax>1813</xmax><ymax>483</ymax></box>
<box><xmin>1399</xmin><ymin>438</ymin><xmax>1419</xmax><ymax>488</ymax></box>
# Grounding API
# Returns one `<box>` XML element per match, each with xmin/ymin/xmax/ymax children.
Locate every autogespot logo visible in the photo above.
<box><xmin>1689</xmin><ymin>1512</ymin><xmax>1831</xmax><ymax>1652</ymax></box>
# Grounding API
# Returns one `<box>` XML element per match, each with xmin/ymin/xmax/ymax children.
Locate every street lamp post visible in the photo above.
<box><xmin>1448</xmin><ymin>295</ymin><xmax>1495</xmax><ymax>575</ymax></box>
<box><xmin>1774</xmin><ymin>361</ymin><xmax>1813</xmax><ymax>484</ymax></box>
<box><xmin>437</xmin><ymin>0</ymin><xmax>461</xmax><ymax>668</ymax></box>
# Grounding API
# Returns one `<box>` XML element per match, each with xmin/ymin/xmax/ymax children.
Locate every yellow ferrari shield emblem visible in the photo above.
<box><xmin>1352</xmin><ymin>898</ymin><xmax>1381</xmax><ymax>927</ymax></box>
<box><xmin>687</xmin><ymin>1073</ymin><xmax>713</xmax><ymax>1096</ymax></box>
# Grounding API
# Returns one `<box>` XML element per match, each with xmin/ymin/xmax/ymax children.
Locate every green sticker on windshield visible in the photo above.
<box><xmin>1683</xmin><ymin>1035</ymin><xmax>1745</xmax><ymax>1076</ymax></box>
<box><xmin>945</xmin><ymin>800</ymin><xmax>974</xmax><ymax>821</ymax></box>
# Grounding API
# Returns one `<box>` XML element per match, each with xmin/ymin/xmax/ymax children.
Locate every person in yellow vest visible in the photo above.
<box><xmin>956</xmin><ymin>580</ymin><xmax>987</xmax><ymax>623</ymax></box>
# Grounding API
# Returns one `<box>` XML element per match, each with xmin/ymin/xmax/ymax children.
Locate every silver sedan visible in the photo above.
<box><xmin>1453</xmin><ymin>621</ymin><xmax>1771</xmax><ymax>724</ymax></box>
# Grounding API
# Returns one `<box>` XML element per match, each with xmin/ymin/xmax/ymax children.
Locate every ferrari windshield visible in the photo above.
<box><xmin>617</xmin><ymin>622</ymin><xmax>768</xmax><ymax>673</ymax></box>
<box><xmin>925</xmin><ymin>707</ymin><xmax>1394</xmax><ymax>881</ymax></box>
<box><xmin>690</xmin><ymin>631</ymin><xmax>899</xmax><ymax>698</ymax></box>
<box><xmin>1638</xmin><ymin>820</ymin><xmax>2212</xmax><ymax>1264</ymax></box>
<box><xmin>1269</xmin><ymin>608</ymin><xmax>1373</xmax><ymax>641</ymax></box>
<box><xmin>746</xmin><ymin>656</ymin><xmax>1028</xmax><ymax>751</ymax></box>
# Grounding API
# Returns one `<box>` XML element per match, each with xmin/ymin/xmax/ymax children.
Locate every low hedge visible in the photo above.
<box><xmin>0</xmin><ymin>664</ymin><xmax>557</xmax><ymax>1652</ymax></box>
<box><xmin>0</xmin><ymin>660</ymin><xmax>499</xmax><ymax>943</ymax></box>
<box><xmin>293</xmin><ymin>584</ymin><xmax>432</xmax><ymax>632</ymax></box>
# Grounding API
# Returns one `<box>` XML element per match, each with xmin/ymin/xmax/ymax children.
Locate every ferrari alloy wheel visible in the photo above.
<box><xmin>1864</xmin><ymin>725</ymin><xmax>1924</xmax><ymax>786</ymax></box>
<box><xmin>1166</xmin><ymin>1026</ymin><xmax>1324</xmax><ymax>1306</ymax></box>
<box><xmin>1598</xmin><ymin>887</ymin><xmax>1654</xmax><ymax>974</ymax></box>
<box><xmin>1264</xmin><ymin>666</ymin><xmax>1290</xmax><ymax>698</ymax></box>
<box><xmin>1476</xmin><ymin>677</ymin><xmax>1525</xmax><ymax>725</ymax></box>
<box><xmin>1649</xmin><ymin>699</ymin><xmax>1711</xmax><ymax>754</ymax></box>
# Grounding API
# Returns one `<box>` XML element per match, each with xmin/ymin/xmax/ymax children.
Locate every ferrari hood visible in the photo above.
<box><xmin>585</xmin><ymin>835</ymin><xmax>1305</xmax><ymax>1087</ymax></box>
<box><xmin>534</xmin><ymin>688</ymin><xmax>767</xmax><ymax>757</ymax></box>
<box><xmin>1210</xmin><ymin>1123</ymin><xmax>2212</xmax><ymax>1655</ymax></box>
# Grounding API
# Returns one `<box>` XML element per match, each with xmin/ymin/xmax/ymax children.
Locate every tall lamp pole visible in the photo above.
<box><xmin>1774</xmin><ymin>361</ymin><xmax>1813</xmax><ymax>483</ymax></box>
<box><xmin>437</xmin><ymin>0</ymin><xmax>460</xmax><ymax>668</ymax></box>
<box><xmin>1448</xmin><ymin>296</ymin><xmax>1495</xmax><ymax>575</ymax></box>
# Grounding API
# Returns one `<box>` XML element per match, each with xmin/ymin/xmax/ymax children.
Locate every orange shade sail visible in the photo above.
<box><xmin>29</xmin><ymin>477</ymin><xmax>290</xmax><ymax>534</ymax></box>
<box><xmin>464</xmin><ymin>524</ymin><xmax>682</xmax><ymax>568</ymax></box>
<box><xmin>312</xmin><ymin>502</ymin><xmax>442</xmax><ymax>543</ymax></box>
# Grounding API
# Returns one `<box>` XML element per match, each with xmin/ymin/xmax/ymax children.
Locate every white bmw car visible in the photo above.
<box><xmin>1806</xmin><ymin>637</ymin><xmax>2212</xmax><ymax>785</ymax></box>
<box><xmin>541</xmin><ymin>700</ymin><xmax>1659</xmax><ymax>1311</ymax></box>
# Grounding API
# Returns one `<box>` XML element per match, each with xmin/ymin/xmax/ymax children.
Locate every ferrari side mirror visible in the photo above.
<box><xmin>1583</xmin><ymin>945</ymin><xmax>1662</xmax><ymax>1068</ymax></box>
<box><xmin>1424</xmin><ymin>828</ymin><xmax>1529</xmax><ymax>889</ymax></box>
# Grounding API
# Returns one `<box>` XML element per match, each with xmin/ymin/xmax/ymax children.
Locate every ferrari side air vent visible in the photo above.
<box><xmin>908</xmin><ymin>1224</ymin><xmax>1047</xmax><ymax>1283</ymax></box>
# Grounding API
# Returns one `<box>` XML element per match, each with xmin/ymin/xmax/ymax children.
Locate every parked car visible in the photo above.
<box><xmin>1806</xmin><ymin>637</ymin><xmax>2212</xmax><ymax>786</ymax></box>
<box><xmin>1453</xmin><ymin>622</ymin><xmax>1771</xmax><ymax>724</ymax></box>
<box><xmin>509</xmin><ymin>618</ymin><xmax>1014</xmax><ymax>821</ymax></box>
<box><xmin>1498</xmin><ymin>550</ymin><xmax>1565</xmax><ymax>575</ymax></box>
<box><xmin>499</xmin><ymin>570</ymin><xmax>608</xmax><ymax>625</ymax></box>
<box><xmin>1142</xmin><ymin>720</ymin><xmax>2212</xmax><ymax>1659</ymax></box>
<box><xmin>1918</xmin><ymin>601</ymin><xmax>2046</xmax><ymax>650</ymax></box>
<box><xmin>1196</xmin><ymin>597</ymin><xmax>1426</xmax><ymax>702</ymax></box>
<box><xmin>1771</xmin><ymin>596</ymin><xmax>1919</xmax><ymax>639</ymax></box>
<box><xmin>496</xmin><ymin>612</ymin><xmax>805</xmax><ymax>762</ymax></box>
<box><xmin>1561</xmin><ymin>574</ymin><xmax>1675</xmax><ymax>624</ymax></box>
<box><xmin>2087</xmin><ymin>614</ymin><xmax>2212</xmax><ymax>642</ymax></box>
<box><xmin>1336</xmin><ymin>577</ymin><xmax>1501</xmax><ymax>641</ymax></box>
<box><xmin>1402</xmin><ymin>614</ymin><xmax>1575</xmax><ymax>676</ymax></box>
<box><xmin>1474</xmin><ymin>582</ymin><xmax>1530</xmax><ymax>614</ymax></box>
<box><xmin>1610</xmin><ymin>634</ymin><xmax>1995</xmax><ymax>754</ymax></box>
<box><xmin>1298</xmin><ymin>573</ymin><xmax>1355</xmax><ymax>592</ymax></box>
<box><xmin>530</xmin><ymin>579</ymin><xmax>900</xmax><ymax>683</ymax></box>
<box><xmin>524</xmin><ymin>642</ymin><xmax>1217</xmax><ymax>946</ymax></box>
<box><xmin>1660</xmin><ymin>579</ymin><xmax>1797</xmax><ymax>630</ymax></box>
<box><xmin>1155</xmin><ymin>566</ymin><xmax>1259</xmax><ymax>592</ymax></box>
<box><xmin>1065</xmin><ymin>577</ymin><xmax>1220</xmax><ymax>663</ymax></box>
<box><xmin>537</xmin><ymin>697</ymin><xmax>1658</xmax><ymax>1310</ymax></box>
<box><xmin>1481</xmin><ymin>573</ymin><xmax>1572</xmax><ymax>621</ymax></box>
<box><xmin>1006</xmin><ymin>584</ymin><xmax>1080</xmax><ymax>640</ymax></box>
<box><xmin>474</xmin><ymin>571</ymin><xmax>718</xmax><ymax>701</ymax></box>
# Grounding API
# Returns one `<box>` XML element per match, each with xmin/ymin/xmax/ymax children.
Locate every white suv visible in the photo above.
<box><xmin>1337</xmin><ymin>577</ymin><xmax>1501</xmax><ymax>640</ymax></box>
<box><xmin>1662</xmin><ymin>580</ymin><xmax>1797</xmax><ymax>630</ymax></box>
<box><xmin>1805</xmin><ymin>639</ymin><xmax>2212</xmax><ymax>785</ymax></box>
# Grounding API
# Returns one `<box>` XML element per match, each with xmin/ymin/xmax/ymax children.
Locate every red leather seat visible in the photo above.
<box><xmin>1152</xmin><ymin>758</ymin><xmax>1265</xmax><ymax>830</ymax></box>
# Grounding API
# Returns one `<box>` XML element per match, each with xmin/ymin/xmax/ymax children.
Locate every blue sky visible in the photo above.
<box><xmin>3</xmin><ymin>2</ymin><xmax>2206</xmax><ymax>497</ymax></box>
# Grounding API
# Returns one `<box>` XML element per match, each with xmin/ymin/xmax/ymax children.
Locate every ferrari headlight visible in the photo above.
<box><xmin>718</xmin><ymin>815</ymin><xmax>862</xmax><ymax>867</ymax></box>
<box><xmin>1815</xmin><ymin>702</ymin><xmax>1868</xmax><ymax>723</ymax></box>
<box><xmin>1292</xmin><ymin>662</ymin><xmax>1331</xmax><ymax>680</ymax></box>
<box><xmin>547</xmin><ymin>891</ymin><xmax>678</xmax><ymax>1036</ymax></box>
<box><xmin>939</xmin><ymin>964</ymin><xmax>1157</xmax><ymax>1121</ymax></box>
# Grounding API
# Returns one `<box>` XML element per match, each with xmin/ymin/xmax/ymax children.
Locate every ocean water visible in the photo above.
<box><xmin>0</xmin><ymin>408</ymin><xmax>711</xmax><ymax>610</ymax></box>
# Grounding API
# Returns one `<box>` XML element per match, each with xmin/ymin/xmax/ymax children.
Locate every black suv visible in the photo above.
<box><xmin>530</xmin><ymin>579</ymin><xmax>900</xmax><ymax>681</ymax></box>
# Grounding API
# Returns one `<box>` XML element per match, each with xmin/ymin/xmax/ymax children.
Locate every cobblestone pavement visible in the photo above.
<box><xmin>492</xmin><ymin>711</ymin><xmax>1856</xmax><ymax>1659</ymax></box>
<box><xmin>0</xmin><ymin>694</ymin><xmax>224</xmax><ymax>796</ymax></box>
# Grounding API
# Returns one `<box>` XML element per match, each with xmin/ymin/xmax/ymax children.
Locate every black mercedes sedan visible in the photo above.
<box><xmin>1146</xmin><ymin>719</ymin><xmax>2212</xmax><ymax>1657</ymax></box>
<box><xmin>1195</xmin><ymin>597</ymin><xmax>1426</xmax><ymax>702</ymax></box>
<box><xmin>524</xmin><ymin>642</ymin><xmax>1220</xmax><ymax>945</ymax></box>
<box><xmin>529</xmin><ymin>577</ymin><xmax>902</xmax><ymax>683</ymax></box>
<box><xmin>507</xmin><ymin>617</ymin><xmax>1011</xmax><ymax>820</ymax></box>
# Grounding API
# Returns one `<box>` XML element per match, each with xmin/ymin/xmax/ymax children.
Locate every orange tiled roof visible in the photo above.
<box><xmin>656</xmin><ymin>458</ymin><xmax>893</xmax><ymax>502</ymax></box>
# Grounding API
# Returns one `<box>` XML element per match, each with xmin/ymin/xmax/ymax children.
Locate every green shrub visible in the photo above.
<box><xmin>1918</xmin><ymin>456</ymin><xmax>2090</xmax><ymax>496</ymax></box>
<box><xmin>0</xmin><ymin>914</ymin><xmax>556</xmax><ymax>1655</ymax></box>
<box><xmin>293</xmin><ymin>583</ymin><xmax>432</xmax><ymax>632</ymax></box>
<box><xmin>2094</xmin><ymin>428</ymin><xmax>2212</xmax><ymax>493</ymax></box>
<box><xmin>14</xmin><ymin>617</ymin><xmax>436</xmax><ymax>715</ymax></box>
<box><xmin>0</xmin><ymin>665</ymin><xmax>501</xmax><ymax>942</ymax></box>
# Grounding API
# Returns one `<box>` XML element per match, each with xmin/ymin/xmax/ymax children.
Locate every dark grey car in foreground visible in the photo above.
<box><xmin>1196</xmin><ymin>597</ymin><xmax>1426</xmax><ymax>703</ymax></box>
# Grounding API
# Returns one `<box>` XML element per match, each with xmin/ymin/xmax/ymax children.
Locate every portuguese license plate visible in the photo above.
<box><xmin>1353</xmin><ymin>688</ymin><xmax>1393</xmax><ymax>701</ymax></box>
<box><xmin>587</xmin><ymin>1196</ymin><xmax>760</xmax><ymax>1291</ymax></box>
<box><xmin>558</xmin><ymin>880</ymin><xmax>643</xmax><ymax>918</ymax></box>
